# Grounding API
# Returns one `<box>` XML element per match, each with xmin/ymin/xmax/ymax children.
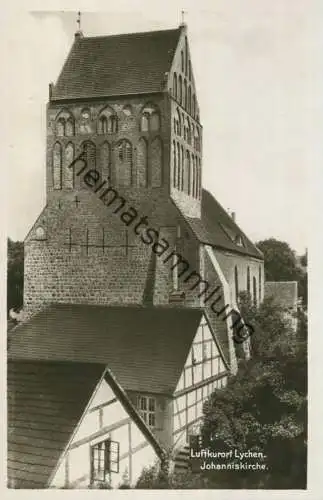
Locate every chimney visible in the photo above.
<box><xmin>231</xmin><ymin>211</ymin><xmax>236</xmax><ymax>222</ymax></box>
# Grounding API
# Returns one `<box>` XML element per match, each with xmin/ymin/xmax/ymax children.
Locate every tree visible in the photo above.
<box><xmin>201</xmin><ymin>294</ymin><xmax>307</xmax><ymax>489</ymax></box>
<box><xmin>7</xmin><ymin>239</ymin><xmax>24</xmax><ymax>315</ymax></box>
<box><xmin>256</xmin><ymin>238</ymin><xmax>298</xmax><ymax>281</ymax></box>
<box><xmin>256</xmin><ymin>238</ymin><xmax>307</xmax><ymax>308</ymax></box>
<box><xmin>133</xmin><ymin>296</ymin><xmax>307</xmax><ymax>489</ymax></box>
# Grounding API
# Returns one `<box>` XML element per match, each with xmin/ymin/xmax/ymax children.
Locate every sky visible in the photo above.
<box><xmin>3</xmin><ymin>0</ymin><xmax>316</xmax><ymax>254</ymax></box>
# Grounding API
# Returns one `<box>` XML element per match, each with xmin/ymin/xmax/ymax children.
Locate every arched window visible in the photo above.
<box><xmin>64</xmin><ymin>143</ymin><xmax>74</xmax><ymax>189</ymax></box>
<box><xmin>177</xmin><ymin>108</ymin><xmax>182</xmax><ymax>136</ymax></box>
<box><xmin>186</xmin><ymin>152</ymin><xmax>191</xmax><ymax>195</ymax></box>
<box><xmin>177</xmin><ymin>143</ymin><xmax>181</xmax><ymax>189</ymax></box>
<box><xmin>56</xmin><ymin>118</ymin><xmax>65</xmax><ymax>137</ymax></box>
<box><xmin>178</xmin><ymin>75</ymin><xmax>182</xmax><ymax>105</ymax></box>
<box><xmin>98</xmin><ymin>106</ymin><xmax>117</xmax><ymax>134</ymax></box>
<box><xmin>141</xmin><ymin>113</ymin><xmax>149</xmax><ymax>132</ymax></box>
<box><xmin>186</xmin><ymin>118</ymin><xmax>191</xmax><ymax>145</ymax></box>
<box><xmin>65</xmin><ymin>117</ymin><xmax>75</xmax><ymax>137</ymax></box>
<box><xmin>53</xmin><ymin>142</ymin><xmax>62</xmax><ymax>190</ymax></box>
<box><xmin>180</xmin><ymin>145</ymin><xmax>184</xmax><ymax>191</ymax></box>
<box><xmin>191</xmin><ymin>153</ymin><xmax>195</xmax><ymax>196</ymax></box>
<box><xmin>141</xmin><ymin>104</ymin><xmax>160</xmax><ymax>133</ymax></box>
<box><xmin>185</xmin><ymin>37</ymin><xmax>188</xmax><ymax>75</ymax></box>
<box><xmin>259</xmin><ymin>266</ymin><xmax>262</xmax><ymax>302</ymax></box>
<box><xmin>151</xmin><ymin>137</ymin><xmax>162</xmax><ymax>187</ymax></box>
<box><xmin>181</xmin><ymin>51</ymin><xmax>184</xmax><ymax>72</ymax></box>
<box><xmin>100</xmin><ymin>142</ymin><xmax>110</xmax><ymax>181</ymax></box>
<box><xmin>173</xmin><ymin>73</ymin><xmax>178</xmax><ymax>100</ymax></box>
<box><xmin>195</xmin><ymin>159</ymin><xmax>199</xmax><ymax>199</ymax></box>
<box><xmin>55</xmin><ymin>109</ymin><xmax>75</xmax><ymax>137</ymax></box>
<box><xmin>188</xmin><ymin>86</ymin><xmax>192</xmax><ymax>115</ymax></box>
<box><xmin>80</xmin><ymin>108</ymin><xmax>92</xmax><ymax>134</ymax></box>
<box><xmin>82</xmin><ymin>141</ymin><xmax>96</xmax><ymax>172</ymax></box>
<box><xmin>116</xmin><ymin>140</ymin><xmax>132</xmax><ymax>186</ymax></box>
<box><xmin>184</xmin><ymin>80</ymin><xmax>188</xmax><ymax>110</ymax></box>
<box><xmin>173</xmin><ymin>140</ymin><xmax>177</xmax><ymax>188</ymax></box>
<box><xmin>235</xmin><ymin>266</ymin><xmax>239</xmax><ymax>303</ymax></box>
<box><xmin>192</xmin><ymin>94</ymin><xmax>196</xmax><ymax>119</ymax></box>
<box><xmin>253</xmin><ymin>276</ymin><xmax>257</xmax><ymax>306</ymax></box>
<box><xmin>195</xmin><ymin>128</ymin><xmax>201</xmax><ymax>152</ymax></box>
<box><xmin>247</xmin><ymin>266</ymin><xmax>251</xmax><ymax>294</ymax></box>
<box><xmin>150</xmin><ymin>112</ymin><xmax>160</xmax><ymax>132</ymax></box>
<box><xmin>197</xmin><ymin>158</ymin><xmax>201</xmax><ymax>198</ymax></box>
<box><xmin>137</xmin><ymin>138</ymin><xmax>148</xmax><ymax>187</ymax></box>
<box><xmin>98</xmin><ymin>116</ymin><xmax>107</xmax><ymax>134</ymax></box>
<box><xmin>192</xmin><ymin>156</ymin><xmax>196</xmax><ymax>198</ymax></box>
<box><xmin>108</xmin><ymin>115</ymin><xmax>118</xmax><ymax>133</ymax></box>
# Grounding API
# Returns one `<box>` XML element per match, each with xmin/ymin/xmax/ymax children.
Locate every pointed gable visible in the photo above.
<box><xmin>175</xmin><ymin>315</ymin><xmax>228</xmax><ymax>394</ymax></box>
<box><xmin>168</xmin><ymin>25</ymin><xmax>200</xmax><ymax>120</ymax></box>
<box><xmin>51</xmin><ymin>28</ymin><xmax>181</xmax><ymax>101</ymax></box>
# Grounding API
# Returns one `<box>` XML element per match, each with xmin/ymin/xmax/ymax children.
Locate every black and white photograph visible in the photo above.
<box><xmin>4</xmin><ymin>1</ymin><xmax>318</xmax><ymax>493</ymax></box>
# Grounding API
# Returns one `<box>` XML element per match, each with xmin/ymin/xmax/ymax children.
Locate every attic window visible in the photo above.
<box><xmin>235</xmin><ymin>235</ymin><xmax>244</xmax><ymax>247</ymax></box>
<box><xmin>137</xmin><ymin>395</ymin><xmax>156</xmax><ymax>428</ymax></box>
<box><xmin>219</xmin><ymin>223</ymin><xmax>245</xmax><ymax>248</ymax></box>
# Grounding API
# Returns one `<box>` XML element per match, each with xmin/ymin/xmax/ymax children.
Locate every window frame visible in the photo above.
<box><xmin>90</xmin><ymin>438</ymin><xmax>120</xmax><ymax>484</ymax></box>
<box><xmin>137</xmin><ymin>395</ymin><xmax>156</xmax><ymax>428</ymax></box>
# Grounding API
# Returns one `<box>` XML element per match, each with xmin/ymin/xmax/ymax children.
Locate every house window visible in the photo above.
<box><xmin>138</xmin><ymin>395</ymin><xmax>156</xmax><ymax>428</ymax></box>
<box><xmin>91</xmin><ymin>439</ymin><xmax>119</xmax><ymax>483</ymax></box>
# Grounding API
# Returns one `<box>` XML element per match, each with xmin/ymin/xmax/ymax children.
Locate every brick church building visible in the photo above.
<box><xmin>8</xmin><ymin>23</ymin><xmax>264</xmax><ymax>488</ymax></box>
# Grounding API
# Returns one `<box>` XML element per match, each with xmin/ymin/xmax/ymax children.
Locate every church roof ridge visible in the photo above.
<box><xmin>79</xmin><ymin>26</ymin><xmax>181</xmax><ymax>41</ymax></box>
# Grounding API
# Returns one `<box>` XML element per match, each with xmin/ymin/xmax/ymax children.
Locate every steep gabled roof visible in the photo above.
<box><xmin>8</xmin><ymin>304</ymin><xmax>202</xmax><ymax>395</ymax></box>
<box><xmin>8</xmin><ymin>361</ymin><xmax>104</xmax><ymax>488</ymax></box>
<box><xmin>8</xmin><ymin>361</ymin><xmax>165</xmax><ymax>489</ymax></box>
<box><xmin>182</xmin><ymin>189</ymin><xmax>263</xmax><ymax>259</ymax></box>
<box><xmin>51</xmin><ymin>28</ymin><xmax>181</xmax><ymax>101</ymax></box>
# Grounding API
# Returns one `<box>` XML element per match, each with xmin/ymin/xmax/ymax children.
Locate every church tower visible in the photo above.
<box><xmin>23</xmin><ymin>22</ymin><xmax>264</xmax><ymax>374</ymax></box>
<box><xmin>24</xmin><ymin>24</ymin><xmax>204</xmax><ymax>313</ymax></box>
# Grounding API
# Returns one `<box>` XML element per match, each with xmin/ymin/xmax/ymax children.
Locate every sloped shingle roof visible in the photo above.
<box><xmin>51</xmin><ymin>28</ymin><xmax>181</xmax><ymax>101</ymax></box>
<box><xmin>8</xmin><ymin>361</ymin><xmax>105</xmax><ymax>488</ymax></box>
<box><xmin>182</xmin><ymin>189</ymin><xmax>263</xmax><ymax>259</ymax></box>
<box><xmin>8</xmin><ymin>361</ymin><xmax>165</xmax><ymax>489</ymax></box>
<box><xmin>8</xmin><ymin>304</ymin><xmax>202</xmax><ymax>395</ymax></box>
